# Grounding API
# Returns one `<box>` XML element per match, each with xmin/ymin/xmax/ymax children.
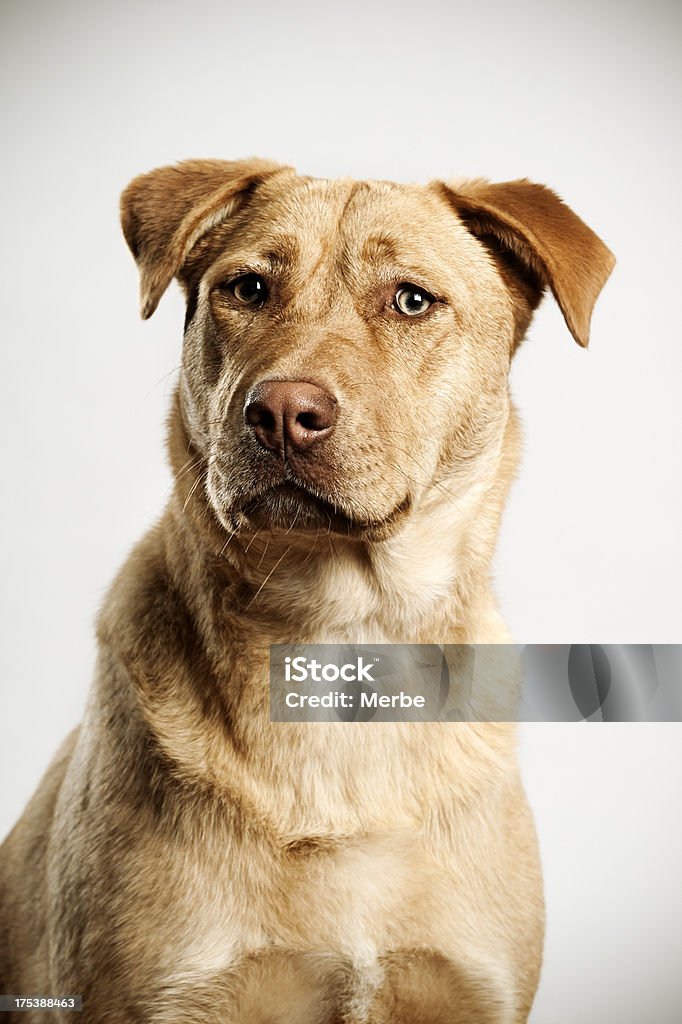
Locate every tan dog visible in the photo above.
<box><xmin>0</xmin><ymin>160</ymin><xmax>614</xmax><ymax>1022</ymax></box>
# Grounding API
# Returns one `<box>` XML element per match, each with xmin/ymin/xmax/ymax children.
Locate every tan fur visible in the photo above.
<box><xmin>0</xmin><ymin>159</ymin><xmax>614</xmax><ymax>1022</ymax></box>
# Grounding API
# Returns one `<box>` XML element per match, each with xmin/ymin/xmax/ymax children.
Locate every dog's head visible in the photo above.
<box><xmin>121</xmin><ymin>160</ymin><xmax>614</xmax><ymax>541</ymax></box>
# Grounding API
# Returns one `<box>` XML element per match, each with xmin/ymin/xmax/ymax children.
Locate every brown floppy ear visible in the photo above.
<box><xmin>435</xmin><ymin>178</ymin><xmax>615</xmax><ymax>347</ymax></box>
<box><xmin>120</xmin><ymin>158</ymin><xmax>290</xmax><ymax>319</ymax></box>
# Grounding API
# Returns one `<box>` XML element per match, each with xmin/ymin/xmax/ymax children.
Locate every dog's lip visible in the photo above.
<box><xmin>240</xmin><ymin>481</ymin><xmax>411</xmax><ymax>535</ymax></box>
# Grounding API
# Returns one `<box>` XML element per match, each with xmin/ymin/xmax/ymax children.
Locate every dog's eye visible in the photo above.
<box><xmin>230</xmin><ymin>274</ymin><xmax>268</xmax><ymax>306</ymax></box>
<box><xmin>394</xmin><ymin>285</ymin><xmax>434</xmax><ymax>317</ymax></box>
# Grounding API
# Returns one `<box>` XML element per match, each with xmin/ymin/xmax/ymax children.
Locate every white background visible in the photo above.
<box><xmin>1</xmin><ymin>0</ymin><xmax>681</xmax><ymax>1020</ymax></box>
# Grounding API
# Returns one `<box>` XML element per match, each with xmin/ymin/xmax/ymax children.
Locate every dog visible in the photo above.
<box><xmin>0</xmin><ymin>159</ymin><xmax>614</xmax><ymax>1022</ymax></box>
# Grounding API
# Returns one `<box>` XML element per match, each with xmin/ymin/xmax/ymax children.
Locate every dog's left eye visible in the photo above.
<box><xmin>230</xmin><ymin>274</ymin><xmax>268</xmax><ymax>306</ymax></box>
<box><xmin>393</xmin><ymin>285</ymin><xmax>435</xmax><ymax>317</ymax></box>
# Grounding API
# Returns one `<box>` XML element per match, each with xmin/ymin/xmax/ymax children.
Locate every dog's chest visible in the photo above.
<box><xmin>171</xmin><ymin>824</ymin><xmax>435</xmax><ymax>951</ymax></box>
<box><xmin>146</xmin><ymin>827</ymin><xmax>463</xmax><ymax>1022</ymax></box>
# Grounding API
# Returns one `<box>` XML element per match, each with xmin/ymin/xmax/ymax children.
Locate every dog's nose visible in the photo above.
<box><xmin>244</xmin><ymin>380</ymin><xmax>338</xmax><ymax>455</ymax></box>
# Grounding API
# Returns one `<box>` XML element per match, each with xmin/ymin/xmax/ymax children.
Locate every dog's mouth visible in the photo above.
<box><xmin>236</xmin><ymin>482</ymin><xmax>411</xmax><ymax>540</ymax></box>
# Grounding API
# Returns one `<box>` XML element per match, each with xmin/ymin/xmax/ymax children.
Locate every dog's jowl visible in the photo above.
<box><xmin>0</xmin><ymin>160</ymin><xmax>614</xmax><ymax>1023</ymax></box>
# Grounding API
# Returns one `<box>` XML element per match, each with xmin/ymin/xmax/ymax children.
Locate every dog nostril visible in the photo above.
<box><xmin>297</xmin><ymin>411</ymin><xmax>325</xmax><ymax>431</ymax></box>
<box><xmin>245</xmin><ymin>403</ymin><xmax>275</xmax><ymax>430</ymax></box>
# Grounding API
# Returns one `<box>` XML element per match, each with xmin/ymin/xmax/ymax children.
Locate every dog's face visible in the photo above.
<box><xmin>121</xmin><ymin>160</ymin><xmax>614</xmax><ymax>540</ymax></box>
<box><xmin>181</xmin><ymin>175</ymin><xmax>514</xmax><ymax>540</ymax></box>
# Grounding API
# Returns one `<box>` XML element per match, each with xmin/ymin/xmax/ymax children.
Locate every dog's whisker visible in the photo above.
<box><xmin>218</xmin><ymin>528</ymin><xmax>238</xmax><ymax>558</ymax></box>
<box><xmin>299</xmin><ymin>527</ymin><xmax>323</xmax><ymax>569</ymax></box>
<box><xmin>244</xmin><ymin>528</ymin><xmax>264</xmax><ymax>554</ymax></box>
<box><xmin>174</xmin><ymin>456</ymin><xmax>205</xmax><ymax>482</ymax></box>
<box><xmin>244</xmin><ymin>544</ymin><xmax>294</xmax><ymax>610</ymax></box>
<box><xmin>181</xmin><ymin>473</ymin><xmax>205</xmax><ymax>513</ymax></box>
<box><xmin>256</xmin><ymin>536</ymin><xmax>271</xmax><ymax>571</ymax></box>
<box><xmin>284</xmin><ymin>503</ymin><xmax>304</xmax><ymax>537</ymax></box>
<box><xmin>140</xmin><ymin>365</ymin><xmax>182</xmax><ymax>405</ymax></box>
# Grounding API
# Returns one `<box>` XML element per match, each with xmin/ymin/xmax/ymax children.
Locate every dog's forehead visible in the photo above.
<box><xmin>258</xmin><ymin>173</ymin><xmax>458</xmax><ymax>236</ymax></box>
<box><xmin>248</xmin><ymin>173</ymin><xmax>474</xmax><ymax>264</ymax></box>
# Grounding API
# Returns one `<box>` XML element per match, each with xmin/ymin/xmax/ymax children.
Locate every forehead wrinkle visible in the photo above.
<box><xmin>285</xmin><ymin>181</ymin><xmax>361</xmax><ymax>284</ymax></box>
<box><xmin>206</xmin><ymin>233</ymin><xmax>301</xmax><ymax>277</ymax></box>
<box><xmin>337</xmin><ymin>180</ymin><xmax>366</xmax><ymax>224</ymax></box>
<box><xmin>230</xmin><ymin>180</ymin><xmax>355</xmax><ymax>274</ymax></box>
<box><xmin>342</xmin><ymin>229</ymin><xmax>451</xmax><ymax>296</ymax></box>
<box><xmin>361</xmin><ymin>233</ymin><xmax>400</xmax><ymax>264</ymax></box>
<box><xmin>261</xmin><ymin>233</ymin><xmax>301</xmax><ymax>272</ymax></box>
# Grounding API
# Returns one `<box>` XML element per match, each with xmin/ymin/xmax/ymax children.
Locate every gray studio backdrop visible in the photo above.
<box><xmin>1</xmin><ymin>1</ymin><xmax>681</xmax><ymax>1021</ymax></box>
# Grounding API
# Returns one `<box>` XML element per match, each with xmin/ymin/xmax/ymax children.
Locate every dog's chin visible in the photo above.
<box><xmin>219</xmin><ymin>483</ymin><xmax>411</xmax><ymax>541</ymax></box>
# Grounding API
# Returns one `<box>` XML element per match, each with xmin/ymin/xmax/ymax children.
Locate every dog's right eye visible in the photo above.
<box><xmin>228</xmin><ymin>274</ymin><xmax>268</xmax><ymax>306</ymax></box>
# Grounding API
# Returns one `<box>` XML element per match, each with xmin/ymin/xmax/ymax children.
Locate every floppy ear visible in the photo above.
<box><xmin>120</xmin><ymin>158</ymin><xmax>290</xmax><ymax>319</ymax></box>
<box><xmin>435</xmin><ymin>178</ymin><xmax>615</xmax><ymax>347</ymax></box>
